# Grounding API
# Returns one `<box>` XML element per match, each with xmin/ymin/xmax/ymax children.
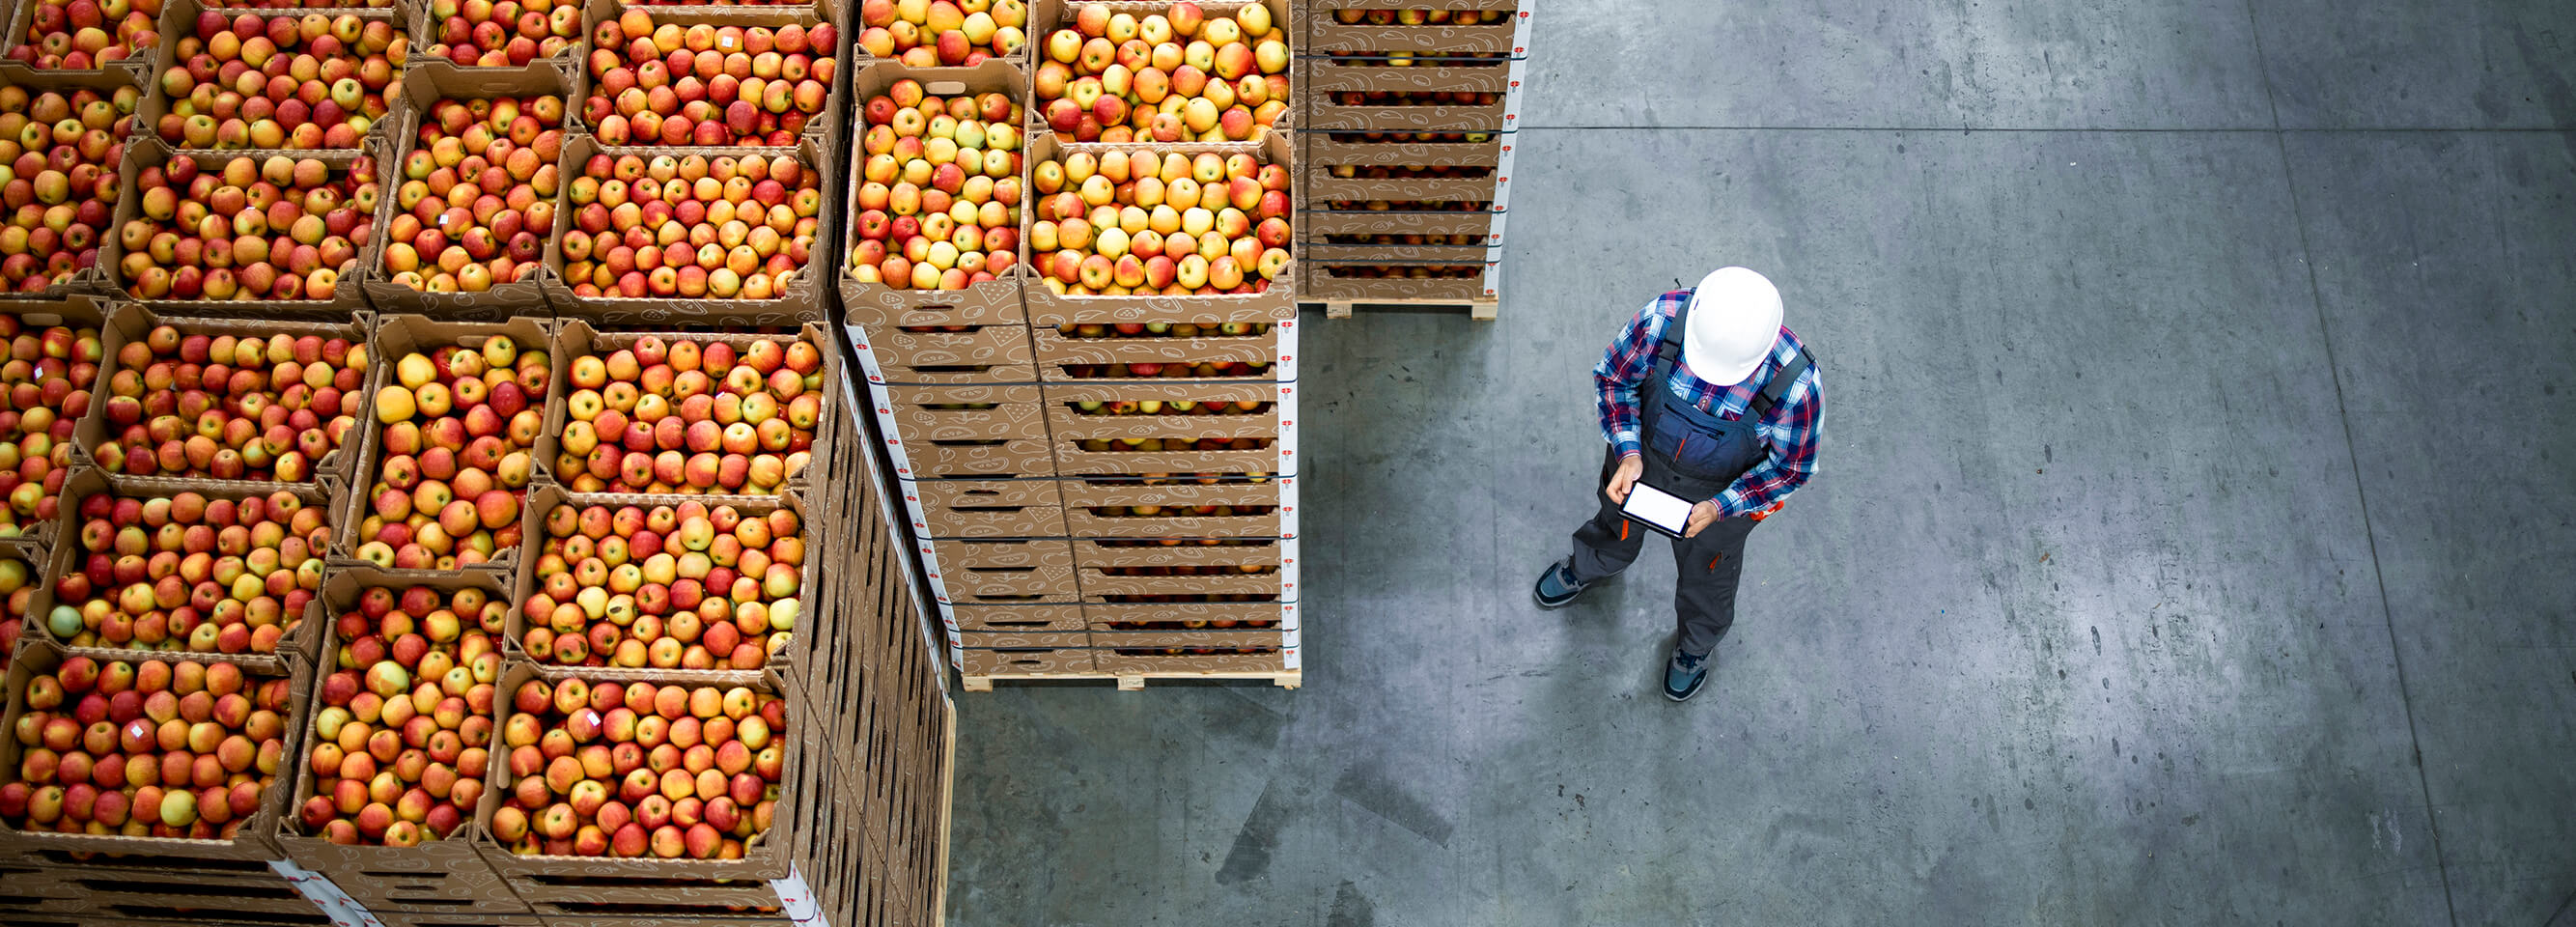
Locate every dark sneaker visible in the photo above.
<box><xmin>1531</xmin><ymin>561</ymin><xmax>1591</xmax><ymax>608</ymax></box>
<box><xmin>1664</xmin><ymin>649</ymin><xmax>1709</xmax><ymax>702</ymax></box>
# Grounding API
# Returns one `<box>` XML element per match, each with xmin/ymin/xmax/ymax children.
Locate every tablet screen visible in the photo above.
<box><xmin>1621</xmin><ymin>482</ymin><xmax>1694</xmax><ymax>535</ymax></box>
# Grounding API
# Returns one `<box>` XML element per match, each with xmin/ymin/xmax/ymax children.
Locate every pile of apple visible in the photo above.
<box><xmin>0</xmin><ymin>549</ymin><xmax>33</xmax><ymax>654</ymax></box>
<box><xmin>382</xmin><ymin>95</ymin><xmax>565</xmax><ymax>294</ymax></box>
<box><xmin>1070</xmin><ymin>398</ymin><xmax>1269</xmax><ymax>415</ymax></box>
<box><xmin>94</xmin><ymin>327</ymin><xmax>368</xmax><ymax>483</ymax></box>
<box><xmin>0</xmin><ymin>654</ymin><xmax>294</xmax><ymax>839</ymax></box>
<box><xmin>1029</xmin><ymin>149</ymin><xmax>1289</xmax><ymax>295</ymax></box>
<box><xmin>557</xmin><ymin>335</ymin><xmax>824</xmax><ymax>494</ymax></box>
<box><xmin>153</xmin><ymin>12</ymin><xmax>405</xmax><ymax>151</ymax></box>
<box><xmin>856</xmin><ymin>0</ymin><xmax>1025</xmax><ymax>65</ymax></box>
<box><xmin>295</xmin><ymin>582</ymin><xmax>504</xmax><ymax>846</ymax></box>
<box><xmin>0</xmin><ymin>86</ymin><xmax>135</xmax><ymax>293</ymax></box>
<box><xmin>117</xmin><ymin>154</ymin><xmax>378</xmax><ymax>301</ymax></box>
<box><xmin>0</xmin><ymin>315</ymin><xmax>99</xmax><ymax>536</ymax></box>
<box><xmin>1071</xmin><ymin>436</ymin><xmax>1266</xmax><ymax>452</ymax></box>
<box><xmin>5</xmin><ymin>0</ymin><xmax>160</xmax><ymax>71</ymax></box>
<box><xmin>423</xmin><ymin>0</ymin><xmax>578</xmax><ymax>68</ymax></box>
<box><xmin>847</xmin><ymin>80</ymin><xmax>1024</xmax><ymax>291</ymax></box>
<box><xmin>582</xmin><ymin>12</ymin><xmax>836</xmax><ymax>147</ymax></box>
<box><xmin>49</xmin><ymin>489</ymin><xmax>325</xmax><ymax>655</ymax></box>
<box><xmin>225</xmin><ymin>0</ymin><xmax>402</xmax><ymax>8</ymax></box>
<box><xmin>559</xmin><ymin>153</ymin><xmax>822</xmax><ymax>300</ymax></box>
<box><xmin>349</xmin><ymin>337</ymin><xmax>544</xmax><ymax>571</ymax></box>
<box><xmin>1035</xmin><ymin>1</ymin><xmax>1288</xmax><ymax>143</ymax></box>
<box><xmin>1326</xmin><ymin>8</ymin><xmax>1509</xmax><ymax>24</ymax></box>
<box><xmin>487</xmin><ymin>677</ymin><xmax>787</xmax><ymax>858</ymax></box>
<box><xmin>520</xmin><ymin>499</ymin><xmax>805</xmax><ymax>670</ymax></box>
<box><xmin>1326</xmin><ymin>90</ymin><xmax>1499</xmax><ymax>108</ymax></box>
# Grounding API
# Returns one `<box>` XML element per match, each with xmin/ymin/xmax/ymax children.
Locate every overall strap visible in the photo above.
<box><xmin>1648</xmin><ymin>290</ymin><xmax>1692</xmax><ymax>397</ymax></box>
<box><xmin>1748</xmin><ymin>348</ymin><xmax>1813</xmax><ymax>417</ymax></box>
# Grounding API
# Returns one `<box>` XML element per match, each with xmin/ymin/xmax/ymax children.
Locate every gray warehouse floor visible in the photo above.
<box><xmin>944</xmin><ymin>2</ymin><xmax>2576</xmax><ymax>923</ymax></box>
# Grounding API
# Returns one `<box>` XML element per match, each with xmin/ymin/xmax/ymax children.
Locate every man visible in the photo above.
<box><xmin>1532</xmin><ymin>267</ymin><xmax>1824</xmax><ymax>702</ymax></box>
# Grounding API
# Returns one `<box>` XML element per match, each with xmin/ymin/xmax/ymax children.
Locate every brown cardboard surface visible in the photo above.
<box><xmin>947</xmin><ymin>604</ymin><xmax>1085</xmax><ymax>632</ymax></box>
<box><xmin>1306</xmin><ymin>173</ymin><xmax>1498</xmax><ymax>203</ymax></box>
<box><xmin>1050</xmin><ymin>439</ymin><xmax>1276</xmax><ymax>475</ymax></box>
<box><xmin>1304</xmin><ymin>0</ymin><xmax>1521</xmax><ymax>54</ymax></box>
<box><xmin>132</xmin><ymin>0</ymin><xmax>412</xmax><ymax>160</ymax></box>
<box><xmin>1075</xmin><ymin>568</ymin><xmax>1277</xmax><ymax>598</ymax></box>
<box><xmin>1022</xmin><ymin>131</ymin><xmax>1297</xmax><ymax>323</ymax></box>
<box><xmin>1302</xmin><ymin>261</ymin><xmax>1496</xmax><ymax>301</ymax></box>
<box><xmin>892</xmin><ymin>435</ymin><xmax>1059</xmax><ymax>479</ymax></box>
<box><xmin>1028</xmin><ymin>323</ymin><xmax>1280</xmax><ymax>375</ymax></box>
<box><xmin>840</xmin><ymin>59</ymin><xmax>1029</xmax><ymax>327</ymax></box>
<box><xmin>540</xmin><ymin>319</ymin><xmax>833</xmax><ymax>496</ymax></box>
<box><xmin>334</xmin><ymin>313</ymin><xmax>553</xmax><ymax>574</ymax></box>
<box><xmin>957</xmin><ymin>629</ymin><xmax>1084</xmax><ymax>648</ymax></box>
<box><xmin>101</xmin><ymin>137</ymin><xmax>387</xmax><ymax>321</ymax></box>
<box><xmin>70</xmin><ymin>305</ymin><xmax>376</xmax><ymax>494</ymax></box>
<box><xmin>1302</xmin><ymin>55</ymin><xmax>1514</xmax><ymax>94</ymax></box>
<box><xmin>925</xmin><ymin>536</ymin><xmax>1074</xmax><ymax>569</ymax></box>
<box><xmin>877</xmin><ymin>379</ymin><xmax>1044</xmax><ymax>408</ymax></box>
<box><xmin>0</xmin><ymin>863</ymin><xmax>326</xmax><ymax>917</ymax></box>
<box><xmin>1297</xmin><ymin>242</ymin><xmax>1492</xmax><ymax>263</ymax></box>
<box><xmin>1055</xmin><ymin>475</ymin><xmax>1281</xmax><ymax>508</ymax></box>
<box><xmin>542</xmin><ymin>134</ymin><xmax>831</xmax><ymax>326</ymax></box>
<box><xmin>1302</xmin><ymin>131</ymin><xmax>1503</xmax><ymax>166</ymax></box>
<box><xmin>917</xmin><ymin>502</ymin><xmax>1068</xmax><ymax>538</ymax></box>
<box><xmin>21</xmin><ymin>467</ymin><xmax>330</xmax><ymax>667</ymax></box>
<box><xmin>1041</xmin><ymin>379</ymin><xmax>1282</xmax><ymax>440</ymax></box>
<box><xmin>0</xmin><ymin>73</ymin><xmax>143</xmax><ymax>300</ymax></box>
<box><xmin>502</xmin><ymin>485</ymin><xmax>816</xmax><ymax>678</ymax></box>
<box><xmin>1091</xmin><ymin>647</ymin><xmax>1284</xmax><ymax>674</ymax></box>
<box><xmin>1070</xmin><ymin>536</ymin><xmax>1283</xmax><ymax>568</ymax></box>
<box><xmin>1064</xmin><ymin>509</ymin><xmax>1280</xmax><ymax>538</ymax></box>
<box><xmin>1304</xmin><ymin>98</ymin><xmax>1511</xmax><ymax>131</ymax></box>
<box><xmin>273</xmin><ymin>571</ymin><xmax>522</xmax><ymax>914</ymax></box>
<box><xmin>0</xmin><ymin>640</ymin><xmax>310</xmax><ymax>863</ymax></box>
<box><xmin>879</xmin><ymin>383</ymin><xmax>1050</xmax><ymax>442</ymax></box>
<box><xmin>907</xmin><ymin>477</ymin><xmax>1063</xmax><ymax>509</ymax></box>
<box><xmin>937</xmin><ymin>562</ymin><xmax>1078</xmax><ymax>602</ymax></box>
<box><xmin>1298</xmin><ymin>207</ymin><xmax>1497</xmax><ymax>238</ymax></box>
<box><xmin>1085</xmin><ymin>629</ymin><xmax>1283</xmax><ymax>648</ymax></box>
<box><xmin>364</xmin><ymin>62</ymin><xmax>576</xmax><ymax>321</ymax></box>
<box><xmin>853</xmin><ymin>323</ymin><xmax>1039</xmax><ymax>384</ymax></box>
<box><xmin>956</xmin><ymin>645</ymin><xmax>1094</xmax><ymax>676</ymax></box>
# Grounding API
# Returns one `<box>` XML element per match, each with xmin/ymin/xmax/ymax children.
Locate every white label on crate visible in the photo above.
<box><xmin>1484</xmin><ymin>260</ymin><xmax>1503</xmax><ymax>298</ymax></box>
<box><xmin>1280</xmin><ymin>599</ymin><xmax>1299</xmax><ymax>632</ymax></box>
<box><xmin>1273</xmin><ymin>318</ymin><xmax>1299</xmax><ymax>382</ymax></box>
<box><xmin>914</xmin><ymin>537</ymin><xmax>951</xmax><ymax>604</ymax></box>
<box><xmin>1283</xmin><ymin>643</ymin><xmax>1301</xmax><ymax>670</ymax></box>
<box><xmin>865</xmin><ymin>381</ymin><xmax>919</xmax><ymax>478</ymax></box>
<box><xmin>1283</xmin><ymin>628</ymin><xmax>1300</xmax><ymax>649</ymax></box>
<box><xmin>1274</xmin><ymin>381</ymin><xmax>1299</xmax><ymax>480</ymax></box>
<box><xmin>896</xmin><ymin>476</ymin><xmax>934</xmax><ymax>536</ymax></box>
<box><xmin>266</xmin><ymin>859</ymin><xmax>383</xmax><ymax>927</ymax></box>
<box><xmin>846</xmin><ymin>323</ymin><xmax>889</xmax><ymax>385</ymax></box>
<box><xmin>770</xmin><ymin>865</ymin><xmax>831</xmax><ymax>926</ymax></box>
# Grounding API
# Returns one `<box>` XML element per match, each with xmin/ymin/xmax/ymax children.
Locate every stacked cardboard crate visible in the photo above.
<box><xmin>1296</xmin><ymin>0</ymin><xmax>1529</xmax><ymax>319</ymax></box>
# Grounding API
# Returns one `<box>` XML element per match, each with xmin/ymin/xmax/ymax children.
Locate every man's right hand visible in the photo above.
<box><xmin>1606</xmin><ymin>453</ymin><xmax>1644</xmax><ymax>503</ymax></box>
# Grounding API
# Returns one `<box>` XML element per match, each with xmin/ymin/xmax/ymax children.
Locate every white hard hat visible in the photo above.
<box><xmin>1683</xmin><ymin>267</ymin><xmax>1782</xmax><ymax>385</ymax></box>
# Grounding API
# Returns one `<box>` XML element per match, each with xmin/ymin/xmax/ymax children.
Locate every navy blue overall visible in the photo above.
<box><xmin>1566</xmin><ymin>295</ymin><xmax>1810</xmax><ymax>657</ymax></box>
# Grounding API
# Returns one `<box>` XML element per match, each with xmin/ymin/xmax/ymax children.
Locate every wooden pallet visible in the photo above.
<box><xmin>1302</xmin><ymin>297</ymin><xmax>1498</xmax><ymax>321</ymax></box>
<box><xmin>960</xmin><ymin>670</ymin><xmax>1303</xmax><ymax>691</ymax></box>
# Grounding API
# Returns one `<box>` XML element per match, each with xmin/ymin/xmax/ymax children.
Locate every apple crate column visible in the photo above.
<box><xmin>0</xmin><ymin>70</ymin><xmax>142</xmax><ymax>299</ymax></box>
<box><xmin>1294</xmin><ymin>0</ymin><xmax>1526</xmax><ymax>320</ymax></box>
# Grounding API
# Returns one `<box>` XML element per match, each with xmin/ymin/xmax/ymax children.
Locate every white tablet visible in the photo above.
<box><xmin>1619</xmin><ymin>482</ymin><xmax>1695</xmax><ymax>538</ymax></box>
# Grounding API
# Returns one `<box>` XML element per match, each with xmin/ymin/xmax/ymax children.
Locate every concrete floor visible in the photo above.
<box><xmin>943</xmin><ymin>2</ymin><xmax>2576</xmax><ymax>923</ymax></box>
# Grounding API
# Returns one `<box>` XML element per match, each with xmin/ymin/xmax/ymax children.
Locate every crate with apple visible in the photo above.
<box><xmin>853</xmin><ymin>322</ymin><xmax>1040</xmax><ymax>384</ymax></box>
<box><xmin>366</xmin><ymin>64</ymin><xmax>574</xmax><ymax>319</ymax></box>
<box><xmin>1030</xmin><ymin>317</ymin><xmax>1284</xmax><ymax>381</ymax></box>
<box><xmin>0</xmin><ymin>639</ymin><xmax>311</xmax><ymax>862</ymax></box>
<box><xmin>1305</xmin><ymin>87</ymin><xmax>1504</xmax><ymax>131</ymax></box>
<box><xmin>902</xmin><ymin>475</ymin><xmax>1067</xmax><ymax>538</ymax></box>
<box><xmin>28</xmin><ymin>469</ymin><xmax>332</xmax><ymax>662</ymax></box>
<box><xmin>420</xmin><ymin>0</ymin><xmax>583</xmax><ymax>70</ymax></box>
<box><xmin>1086</xmin><ymin>622</ymin><xmax>1280</xmax><ymax>649</ymax></box>
<box><xmin>135</xmin><ymin>1</ymin><xmax>409</xmax><ymax>153</ymax></box>
<box><xmin>1302</xmin><ymin>256</ymin><xmax>1493</xmax><ymax>301</ymax></box>
<box><xmin>273</xmin><ymin>567</ymin><xmax>527</xmax><ymax>915</ymax></box>
<box><xmin>913</xmin><ymin>529</ymin><xmax>1077</xmax><ymax>596</ymax></box>
<box><xmin>1302</xmin><ymin>48</ymin><xmax>1510</xmax><ymax>95</ymax></box>
<box><xmin>1067</xmin><ymin>533</ymin><xmax>1276</xmax><ymax>569</ymax></box>
<box><xmin>0</xmin><ymin>295</ymin><xmax>110</xmax><ymax>547</ymax></box>
<box><xmin>1042</xmin><ymin>379</ymin><xmax>1278</xmax><ymax>438</ymax></box>
<box><xmin>854</xmin><ymin>0</ymin><xmax>1029</xmax><ymax>68</ymax></box>
<box><xmin>1055</xmin><ymin>471</ymin><xmax>1281</xmax><ymax>537</ymax></box>
<box><xmin>541</xmin><ymin>321</ymin><xmax>830</xmax><ymax>496</ymax></box>
<box><xmin>573</xmin><ymin>0</ymin><xmax>839</xmax><ymax>150</ymax></box>
<box><xmin>0</xmin><ymin>859</ymin><xmax>332</xmax><ymax>921</ymax></box>
<box><xmin>957</xmin><ymin>628</ymin><xmax>1083</xmax><ymax>650</ymax></box>
<box><xmin>336</xmin><ymin>314</ymin><xmax>551</xmax><ymax>577</ymax></box>
<box><xmin>1304</xmin><ymin>1</ymin><xmax>1519</xmax><ymax>54</ymax></box>
<box><xmin>1029</xmin><ymin>0</ymin><xmax>1291</xmax><ymax>144</ymax></box>
<box><xmin>0</xmin><ymin>77</ymin><xmax>139</xmax><ymax>298</ymax></box>
<box><xmin>1022</xmin><ymin>131</ymin><xmax>1296</xmax><ymax>323</ymax></box>
<box><xmin>956</xmin><ymin>644</ymin><xmax>1094</xmax><ymax>678</ymax></box>
<box><xmin>1299</xmin><ymin>193</ymin><xmax>1493</xmax><ymax>238</ymax></box>
<box><xmin>104</xmin><ymin>141</ymin><xmax>387</xmax><ymax>319</ymax></box>
<box><xmin>842</xmin><ymin>61</ymin><xmax>1030</xmax><ymax>328</ymax></box>
<box><xmin>545</xmin><ymin>135</ymin><xmax>830</xmax><ymax>326</ymax></box>
<box><xmin>503</xmin><ymin>486</ymin><xmax>814</xmax><ymax>677</ymax></box>
<box><xmin>72</xmin><ymin>307</ymin><xmax>377</xmax><ymax>492</ymax></box>
<box><xmin>1092</xmin><ymin>642</ymin><xmax>1281</xmax><ymax>674</ymax></box>
<box><xmin>0</xmin><ymin>0</ymin><xmax>158</xmax><ymax>83</ymax></box>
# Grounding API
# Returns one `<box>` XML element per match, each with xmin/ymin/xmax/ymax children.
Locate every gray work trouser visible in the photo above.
<box><xmin>1565</xmin><ymin>447</ymin><xmax>1759</xmax><ymax>657</ymax></box>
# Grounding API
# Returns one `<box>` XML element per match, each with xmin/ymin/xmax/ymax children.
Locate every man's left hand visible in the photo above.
<box><xmin>1683</xmin><ymin>500</ymin><xmax>1723</xmax><ymax>537</ymax></box>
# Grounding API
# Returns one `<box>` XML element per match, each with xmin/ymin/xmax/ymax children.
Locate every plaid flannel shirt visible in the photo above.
<box><xmin>1595</xmin><ymin>289</ymin><xmax>1824</xmax><ymax>516</ymax></box>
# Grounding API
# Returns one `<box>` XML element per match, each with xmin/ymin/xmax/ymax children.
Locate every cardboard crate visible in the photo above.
<box><xmin>1042</xmin><ymin>379</ymin><xmax>1283</xmax><ymax>438</ymax></box>
<box><xmin>1076</xmin><ymin>566</ymin><xmax>1278</xmax><ymax>598</ymax></box>
<box><xmin>874</xmin><ymin>381</ymin><xmax>1049</xmax><ymax>444</ymax></box>
<box><xmin>472</xmin><ymin>664</ymin><xmax>819</xmax><ymax>898</ymax></box>
<box><xmin>1080</xmin><ymin>599</ymin><xmax>1283</xmax><ymax>627</ymax></box>
<box><xmin>100</xmin><ymin>137</ymin><xmax>386</xmax><ymax>322</ymax></box>
<box><xmin>956</xmin><ymin>645</ymin><xmax>1095</xmax><ymax>676</ymax></box>
<box><xmin>503</xmin><ymin>485</ymin><xmax>819</xmax><ymax>679</ymax></box>
<box><xmin>1022</xmin><ymin>131</ymin><xmax>1296</xmax><ymax>324</ymax></box>
<box><xmin>958</xmin><ymin>629</ymin><xmax>1084</xmax><ymax>649</ymax></box>
<box><xmin>944</xmin><ymin>602</ymin><xmax>1083</xmax><ymax>632</ymax></box>
<box><xmin>333</xmin><ymin>313</ymin><xmax>552</xmax><ymax>577</ymax></box>
<box><xmin>538</xmin><ymin>319</ymin><xmax>834</xmax><ymax>496</ymax></box>
<box><xmin>0</xmin><ymin>75</ymin><xmax>141</xmax><ymax>300</ymax></box>
<box><xmin>839</xmin><ymin>60</ymin><xmax>1029</xmax><ymax>329</ymax></box>
<box><xmin>369</xmin><ymin>913</ymin><xmax>545</xmax><ymax>927</ymax></box>
<box><xmin>1058</xmin><ymin>474</ymin><xmax>1283</xmax><ymax>537</ymax></box>
<box><xmin>1301</xmin><ymin>52</ymin><xmax>1514</xmax><ymax>94</ymax></box>
<box><xmin>1027</xmin><ymin>0</ymin><xmax>1293</xmax><ymax>144</ymax></box>
<box><xmin>850</xmin><ymin>322</ymin><xmax>1040</xmax><ymax>385</ymax></box>
<box><xmin>912</xmin><ymin>501</ymin><xmax>1068</xmax><ymax>539</ymax></box>
<box><xmin>1304</xmin><ymin>93</ymin><xmax>1509</xmax><ymax>131</ymax></box>
<box><xmin>0</xmin><ymin>641</ymin><xmax>311</xmax><ymax>864</ymax></box>
<box><xmin>1029</xmin><ymin>318</ymin><xmax>1288</xmax><ymax>383</ymax></box>
<box><xmin>569</xmin><ymin>0</ymin><xmax>842</xmax><ymax>151</ymax></box>
<box><xmin>1303</xmin><ymin>258</ymin><xmax>1498</xmax><ymax>302</ymax></box>
<box><xmin>1304</xmin><ymin>0</ymin><xmax>1520</xmax><ymax>53</ymax></box>
<box><xmin>132</xmin><ymin>0</ymin><xmax>412</xmax><ymax>157</ymax></box>
<box><xmin>1069</xmin><ymin>536</ymin><xmax>1283</xmax><ymax>568</ymax></box>
<box><xmin>19</xmin><ymin>467</ymin><xmax>330</xmax><ymax>665</ymax></box>
<box><xmin>0</xmin><ymin>4</ymin><xmax>149</xmax><ymax>86</ymax></box>
<box><xmin>0</xmin><ymin>861</ymin><xmax>328</xmax><ymax>921</ymax></box>
<box><xmin>1086</xmin><ymin>628</ymin><xmax>1285</xmax><ymax>648</ymax></box>
<box><xmin>363</xmin><ymin>62</ymin><xmax>575</xmax><ymax>320</ymax></box>
<box><xmin>1092</xmin><ymin>645</ymin><xmax>1286</xmax><ymax>675</ymax></box>
<box><xmin>1305</xmin><ymin>171</ymin><xmax>1499</xmax><ymax>205</ymax></box>
<box><xmin>1050</xmin><ymin>436</ymin><xmax>1281</xmax><ymax>476</ymax></box>
<box><xmin>1299</xmin><ymin>205</ymin><xmax>1497</xmax><ymax>238</ymax></box>
<box><xmin>70</xmin><ymin>305</ymin><xmax>378</xmax><ymax>494</ymax></box>
<box><xmin>542</xmin><ymin>135</ymin><xmax>831</xmax><ymax>326</ymax></box>
<box><xmin>271</xmin><ymin>567</ymin><xmax>524</xmax><ymax>916</ymax></box>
